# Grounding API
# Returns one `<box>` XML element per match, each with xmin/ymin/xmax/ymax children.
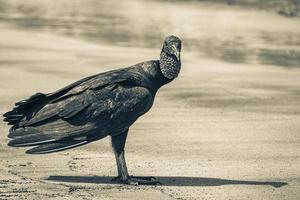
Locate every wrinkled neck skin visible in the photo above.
<box><xmin>159</xmin><ymin>51</ymin><xmax>181</xmax><ymax>80</ymax></box>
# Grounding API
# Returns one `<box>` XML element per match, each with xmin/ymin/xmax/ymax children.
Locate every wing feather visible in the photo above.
<box><xmin>3</xmin><ymin>68</ymin><xmax>137</xmax><ymax>127</ymax></box>
<box><xmin>26</xmin><ymin>140</ymin><xmax>89</xmax><ymax>154</ymax></box>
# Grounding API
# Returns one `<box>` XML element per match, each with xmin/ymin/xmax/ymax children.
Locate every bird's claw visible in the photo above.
<box><xmin>111</xmin><ymin>175</ymin><xmax>161</xmax><ymax>185</ymax></box>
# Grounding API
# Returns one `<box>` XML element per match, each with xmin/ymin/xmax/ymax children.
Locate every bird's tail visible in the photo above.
<box><xmin>3</xmin><ymin>93</ymin><xmax>47</xmax><ymax>126</ymax></box>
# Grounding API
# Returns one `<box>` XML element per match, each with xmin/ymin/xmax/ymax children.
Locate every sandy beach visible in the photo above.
<box><xmin>0</xmin><ymin>3</ymin><xmax>300</xmax><ymax>199</ymax></box>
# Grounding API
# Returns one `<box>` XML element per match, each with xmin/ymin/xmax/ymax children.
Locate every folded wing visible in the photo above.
<box><xmin>4</xmin><ymin>68</ymin><xmax>152</xmax><ymax>154</ymax></box>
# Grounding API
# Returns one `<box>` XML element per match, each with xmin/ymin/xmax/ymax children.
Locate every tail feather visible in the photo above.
<box><xmin>26</xmin><ymin>140</ymin><xmax>89</xmax><ymax>154</ymax></box>
<box><xmin>3</xmin><ymin>72</ymin><xmax>101</xmax><ymax>127</ymax></box>
<box><xmin>3</xmin><ymin>93</ymin><xmax>47</xmax><ymax>126</ymax></box>
<box><xmin>14</xmin><ymin>93</ymin><xmax>46</xmax><ymax>110</ymax></box>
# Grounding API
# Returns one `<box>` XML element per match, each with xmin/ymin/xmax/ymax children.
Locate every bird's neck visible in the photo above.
<box><xmin>139</xmin><ymin>60</ymin><xmax>172</xmax><ymax>91</ymax></box>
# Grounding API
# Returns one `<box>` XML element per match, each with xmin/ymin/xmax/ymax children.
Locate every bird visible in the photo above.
<box><xmin>3</xmin><ymin>35</ymin><xmax>182</xmax><ymax>185</ymax></box>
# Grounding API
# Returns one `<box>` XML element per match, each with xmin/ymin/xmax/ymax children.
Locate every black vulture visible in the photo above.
<box><xmin>3</xmin><ymin>35</ymin><xmax>182</xmax><ymax>185</ymax></box>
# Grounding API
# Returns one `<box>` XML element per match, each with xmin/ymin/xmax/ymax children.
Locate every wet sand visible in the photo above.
<box><xmin>0</xmin><ymin>24</ymin><xmax>300</xmax><ymax>200</ymax></box>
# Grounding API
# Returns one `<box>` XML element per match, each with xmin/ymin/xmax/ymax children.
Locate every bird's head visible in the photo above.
<box><xmin>160</xmin><ymin>35</ymin><xmax>182</xmax><ymax>80</ymax></box>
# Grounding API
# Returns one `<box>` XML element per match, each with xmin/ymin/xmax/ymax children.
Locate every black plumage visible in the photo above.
<box><xmin>3</xmin><ymin>35</ymin><xmax>182</xmax><ymax>185</ymax></box>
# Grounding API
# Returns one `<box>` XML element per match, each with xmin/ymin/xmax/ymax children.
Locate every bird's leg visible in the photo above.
<box><xmin>111</xmin><ymin>130</ymin><xmax>160</xmax><ymax>185</ymax></box>
<box><xmin>111</xmin><ymin>130</ymin><xmax>129</xmax><ymax>182</ymax></box>
<box><xmin>114</xmin><ymin>150</ymin><xmax>130</xmax><ymax>182</ymax></box>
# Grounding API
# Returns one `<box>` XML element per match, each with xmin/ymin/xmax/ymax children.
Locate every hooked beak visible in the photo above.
<box><xmin>172</xmin><ymin>45</ymin><xmax>180</xmax><ymax>61</ymax></box>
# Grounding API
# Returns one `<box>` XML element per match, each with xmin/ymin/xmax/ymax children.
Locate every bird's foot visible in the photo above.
<box><xmin>111</xmin><ymin>175</ymin><xmax>161</xmax><ymax>185</ymax></box>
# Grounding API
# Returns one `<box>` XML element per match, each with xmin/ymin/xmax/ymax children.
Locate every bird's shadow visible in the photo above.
<box><xmin>46</xmin><ymin>176</ymin><xmax>287</xmax><ymax>188</ymax></box>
